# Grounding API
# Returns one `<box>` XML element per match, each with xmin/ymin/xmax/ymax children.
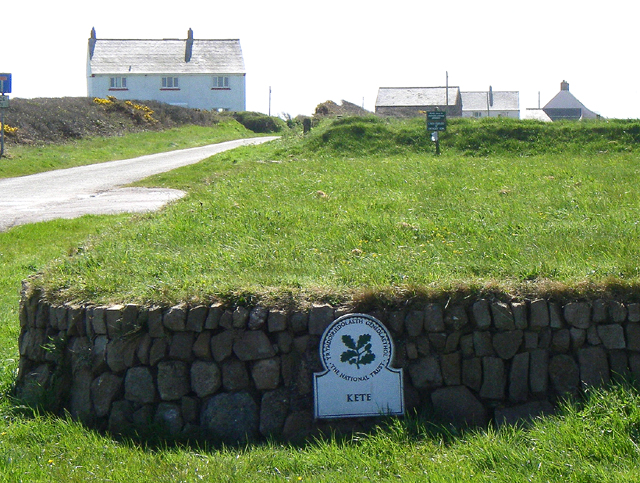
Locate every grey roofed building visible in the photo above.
<box><xmin>375</xmin><ymin>87</ymin><xmax>462</xmax><ymax>117</ymax></box>
<box><xmin>542</xmin><ymin>80</ymin><xmax>598</xmax><ymax>121</ymax></box>
<box><xmin>460</xmin><ymin>90</ymin><xmax>520</xmax><ymax>118</ymax></box>
<box><xmin>87</xmin><ymin>28</ymin><xmax>246</xmax><ymax>111</ymax></box>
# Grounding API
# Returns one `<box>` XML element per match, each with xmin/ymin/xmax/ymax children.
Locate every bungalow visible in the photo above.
<box><xmin>460</xmin><ymin>88</ymin><xmax>520</xmax><ymax>119</ymax></box>
<box><xmin>542</xmin><ymin>80</ymin><xmax>598</xmax><ymax>121</ymax></box>
<box><xmin>86</xmin><ymin>28</ymin><xmax>246</xmax><ymax>111</ymax></box>
<box><xmin>375</xmin><ymin>87</ymin><xmax>462</xmax><ymax>118</ymax></box>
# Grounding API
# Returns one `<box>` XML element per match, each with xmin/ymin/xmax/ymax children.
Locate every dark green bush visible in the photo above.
<box><xmin>231</xmin><ymin>111</ymin><xmax>286</xmax><ymax>133</ymax></box>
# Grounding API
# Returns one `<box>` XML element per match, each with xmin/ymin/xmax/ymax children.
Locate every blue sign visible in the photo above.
<box><xmin>0</xmin><ymin>74</ymin><xmax>11</xmax><ymax>94</ymax></box>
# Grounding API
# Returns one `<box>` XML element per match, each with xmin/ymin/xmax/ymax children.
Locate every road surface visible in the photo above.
<box><xmin>0</xmin><ymin>137</ymin><xmax>278</xmax><ymax>232</ymax></box>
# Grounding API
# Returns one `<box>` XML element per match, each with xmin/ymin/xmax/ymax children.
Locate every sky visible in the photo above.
<box><xmin>1</xmin><ymin>0</ymin><xmax>639</xmax><ymax>119</ymax></box>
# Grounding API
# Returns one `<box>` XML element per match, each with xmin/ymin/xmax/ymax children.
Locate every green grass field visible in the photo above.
<box><xmin>3</xmin><ymin>116</ymin><xmax>640</xmax><ymax>481</ymax></box>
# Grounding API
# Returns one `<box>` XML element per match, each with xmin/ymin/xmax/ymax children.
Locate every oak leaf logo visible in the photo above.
<box><xmin>340</xmin><ymin>334</ymin><xmax>376</xmax><ymax>369</ymax></box>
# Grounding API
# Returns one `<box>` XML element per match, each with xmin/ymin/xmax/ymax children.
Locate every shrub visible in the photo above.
<box><xmin>232</xmin><ymin>111</ymin><xmax>286</xmax><ymax>133</ymax></box>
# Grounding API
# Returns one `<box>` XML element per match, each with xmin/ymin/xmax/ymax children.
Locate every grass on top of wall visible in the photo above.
<box><xmin>28</xmin><ymin>117</ymin><xmax>640</xmax><ymax>307</ymax></box>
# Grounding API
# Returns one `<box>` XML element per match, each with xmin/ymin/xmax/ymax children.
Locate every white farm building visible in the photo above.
<box><xmin>87</xmin><ymin>28</ymin><xmax>246</xmax><ymax>111</ymax></box>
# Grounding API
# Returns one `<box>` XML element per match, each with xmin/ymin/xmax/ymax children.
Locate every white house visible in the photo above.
<box><xmin>460</xmin><ymin>89</ymin><xmax>520</xmax><ymax>119</ymax></box>
<box><xmin>87</xmin><ymin>28</ymin><xmax>246</xmax><ymax>111</ymax></box>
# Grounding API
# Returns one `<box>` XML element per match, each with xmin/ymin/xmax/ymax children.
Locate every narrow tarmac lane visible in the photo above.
<box><xmin>0</xmin><ymin>137</ymin><xmax>278</xmax><ymax>232</ymax></box>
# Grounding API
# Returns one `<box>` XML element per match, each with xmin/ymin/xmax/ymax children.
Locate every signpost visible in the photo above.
<box><xmin>0</xmin><ymin>73</ymin><xmax>11</xmax><ymax>158</ymax></box>
<box><xmin>314</xmin><ymin>314</ymin><xmax>404</xmax><ymax>419</ymax></box>
<box><xmin>427</xmin><ymin>110</ymin><xmax>446</xmax><ymax>155</ymax></box>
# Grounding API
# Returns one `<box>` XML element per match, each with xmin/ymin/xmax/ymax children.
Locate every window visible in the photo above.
<box><xmin>213</xmin><ymin>76</ymin><xmax>229</xmax><ymax>88</ymax></box>
<box><xmin>162</xmin><ymin>77</ymin><xmax>179</xmax><ymax>89</ymax></box>
<box><xmin>109</xmin><ymin>77</ymin><xmax>127</xmax><ymax>89</ymax></box>
<box><xmin>473</xmin><ymin>112</ymin><xmax>483</xmax><ymax>118</ymax></box>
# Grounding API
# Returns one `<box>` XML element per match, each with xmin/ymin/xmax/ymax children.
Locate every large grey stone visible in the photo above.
<box><xmin>211</xmin><ymin>330</ymin><xmax>237</xmax><ymax>362</ymax></box>
<box><xmin>551</xmin><ymin>329</ymin><xmax>571</xmax><ymax>353</ymax></box>
<box><xmin>192</xmin><ymin>331</ymin><xmax>212</xmax><ymax>360</ymax></box>
<box><xmin>155</xmin><ymin>402</ymin><xmax>183</xmax><ymax>436</ymax></box>
<box><xmin>509</xmin><ymin>352</ymin><xmax>529</xmax><ymax>402</ymax></box>
<box><xmin>479</xmin><ymin>357</ymin><xmax>505</xmax><ymax>400</ymax></box>
<box><xmin>222</xmin><ymin>359</ymin><xmax>250</xmax><ymax>392</ymax></box>
<box><xmin>201</xmin><ymin>392</ymin><xmax>259</xmax><ymax>443</ymax></box>
<box><xmin>233</xmin><ymin>331</ymin><xmax>276</xmax><ymax>361</ymax></box>
<box><xmin>626</xmin><ymin>323</ymin><xmax>640</xmax><ymax>351</ymax></box>
<box><xmin>597</xmin><ymin>324</ymin><xmax>625</xmax><ymax>350</ymax></box>
<box><xmin>578</xmin><ymin>346</ymin><xmax>609</xmax><ymax>389</ymax></box>
<box><xmin>233</xmin><ymin>306</ymin><xmax>250</xmax><ymax>329</ymax></box>
<box><xmin>491</xmin><ymin>302</ymin><xmax>515</xmax><ymax>330</ymax></box>
<box><xmin>157</xmin><ymin>361</ymin><xmax>190</xmax><ymax>401</ymax></box>
<box><xmin>267</xmin><ymin>310</ymin><xmax>287</xmax><ymax>333</ymax></box>
<box><xmin>308</xmin><ymin>305</ymin><xmax>334</xmax><ymax>335</ymax></box>
<box><xmin>69</xmin><ymin>366</ymin><xmax>93</xmax><ymax>424</ymax></box>
<box><xmin>91</xmin><ymin>372</ymin><xmax>123</xmax><ymax>417</ymax></box>
<box><xmin>549</xmin><ymin>354</ymin><xmax>579</xmax><ymax>396</ymax></box>
<box><xmin>628</xmin><ymin>304</ymin><xmax>640</xmax><ymax>323</ymax></box>
<box><xmin>168</xmin><ymin>332</ymin><xmax>195</xmax><ymax>362</ymax></box>
<box><xmin>609</xmin><ymin>301</ymin><xmax>627</xmax><ymax>324</ymax></box>
<box><xmin>405</xmin><ymin>310</ymin><xmax>424</xmax><ymax>337</ymax></box>
<box><xmin>462</xmin><ymin>357</ymin><xmax>482</xmax><ymax>392</ymax></box>
<box><xmin>473</xmin><ymin>331</ymin><xmax>494</xmax><ymax>357</ymax></box>
<box><xmin>248</xmin><ymin>306</ymin><xmax>269</xmax><ymax>330</ymax></box>
<box><xmin>512</xmin><ymin>302</ymin><xmax>528</xmax><ymax>330</ymax></box>
<box><xmin>472</xmin><ymin>299</ymin><xmax>491</xmax><ymax>330</ymax></box>
<box><xmin>163</xmin><ymin>304</ymin><xmax>187</xmax><ymax>331</ymax></box>
<box><xmin>408</xmin><ymin>356</ymin><xmax>442</xmax><ymax>389</ymax></box>
<box><xmin>186</xmin><ymin>305</ymin><xmax>208</xmax><ymax>332</ymax></box>
<box><xmin>529</xmin><ymin>299</ymin><xmax>549</xmax><ymax>328</ymax></box>
<box><xmin>260</xmin><ymin>388</ymin><xmax>290</xmax><ymax>437</ymax></box>
<box><xmin>492</xmin><ymin>330</ymin><xmax>523</xmax><ymax>360</ymax></box>
<box><xmin>105</xmin><ymin>305</ymin><xmax>124</xmax><ymax>338</ymax></box>
<box><xmin>444</xmin><ymin>305</ymin><xmax>468</xmax><ymax>331</ymax></box>
<box><xmin>108</xmin><ymin>400</ymin><xmax>133</xmax><ymax>434</ymax></box>
<box><xmin>441</xmin><ymin>352</ymin><xmax>461</xmax><ymax>386</ymax></box>
<box><xmin>204</xmin><ymin>303</ymin><xmax>223</xmax><ymax>330</ymax></box>
<box><xmin>190</xmin><ymin>360</ymin><xmax>221</xmax><ymax>398</ymax></box>
<box><xmin>564</xmin><ymin>302</ymin><xmax>591</xmax><ymax>329</ymax></box>
<box><xmin>124</xmin><ymin>366</ymin><xmax>155</xmax><ymax>404</ymax></box>
<box><xmin>251</xmin><ymin>357</ymin><xmax>281</xmax><ymax>391</ymax></box>
<box><xmin>424</xmin><ymin>304</ymin><xmax>445</xmax><ymax>332</ymax></box>
<box><xmin>529</xmin><ymin>349</ymin><xmax>549</xmax><ymax>395</ymax></box>
<box><xmin>431</xmin><ymin>386</ymin><xmax>488</xmax><ymax>427</ymax></box>
<box><xmin>387</xmin><ymin>310</ymin><xmax>405</xmax><ymax>333</ymax></box>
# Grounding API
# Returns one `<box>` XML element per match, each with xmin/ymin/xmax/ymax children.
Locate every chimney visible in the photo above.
<box><xmin>561</xmin><ymin>80</ymin><xmax>569</xmax><ymax>91</ymax></box>
<box><xmin>89</xmin><ymin>27</ymin><xmax>97</xmax><ymax>59</ymax></box>
<box><xmin>185</xmin><ymin>28</ymin><xmax>194</xmax><ymax>62</ymax></box>
<box><xmin>489</xmin><ymin>85</ymin><xmax>494</xmax><ymax>107</ymax></box>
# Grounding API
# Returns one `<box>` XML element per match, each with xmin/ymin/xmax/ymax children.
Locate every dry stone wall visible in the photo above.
<box><xmin>15</xmin><ymin>287</ymin><xmax>640</xmax><ymax>443</ymax></box>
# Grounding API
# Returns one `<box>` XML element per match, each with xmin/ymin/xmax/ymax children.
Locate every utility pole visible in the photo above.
<box><xmin>268</xmin><ymin>86</ymin><xmax>272</xmax><ymax>116</ymax></box>
<box><xmin>0</xmin><ymin>73</ymin><xmax>11</xmax><ymax>158</ymax></box>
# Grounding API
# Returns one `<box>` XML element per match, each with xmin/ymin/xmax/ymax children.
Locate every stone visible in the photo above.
<box><xmin>592</xmin><ymin>300</ymin><xmax>608</xmax><ymax>324</ymax></box>
<box><xmin>444</xmin><ymin>332</ymin><xmax>461</xmax><ymax>353</ymax></box>
<box><xmin>69</xmin><ymin>366</ymin><xmax>93</xmax><ymax>424</ymax></box>
<box><xmin>462</xmin><ymin>357</ymin><xmax>482</xmax><ymax>392</ymax></box>
<box><xmin>186</xmin><ymin>305</ymin><xmax>208</xmax><ymax>332</ymax></box>
<box><xmin>267</xmin><ymin>310</ymin><xmax>287</xmax><ymax>333</ymax></box>
<box><xmin>551</xmin><ymin>329</ymin><xmax>571</xmax><ymax>353</ymax></box>
<box><xmin>222</xmin><ymin>359</ymin><xmax>250</xmax><ymax>392</ymax></box>
<box><xmin>182</xmin><ymin>396</ymin><xmax>199</xmax><ymax>423</ymax></box>
<box><xmin>190</xmin><ymin>360</ymin><xmax>221</xmax><ymax>398</ymax></box>
<box><xmin>524</xmin><ymin>331</ymin><xmax>538</xmax><ymax>350</ymax></box>
<box><xmin>276</xmin><ymin>331</ymin><xmax>293</xmax><ymax>353</ymax></box>
<box><xmin>630</xmin><ymin>353</ymin><xmax>640</xmax><ymax>381</ymax></box>
<box><xmin>157</xmin><ymin>361</ymin><xmax>190</xmax><ymax>401</ymax></box>
<box><xmin>444</xmin><ymin>305</ymin><xmax>468</xmax><ymax>331</ymax></box>
<box><xmin>578</xmin><ymin>346</ymin><xmax>609</xmax><ymax>389</ymax></box>
<box><xmin>248</xmin><ymin>306</ymin><xmax>269</xmax><ymax>330</ymax></box>
<box><xmin>628</xmin><ymin>304</ymin><xmax>640</xmax><ymax>323</ymax></box>
<box><xmin>408</xmin><ymin>356</ymin><xmax>442</xmax><ymax>389</ymax></box>
<box><xmin>529</xmin><ymin>349</ymin><xmax>549</xmax><ymax>396</ymax></box>
<box><xmin>201</xmin><ymin>392</ymin><xmax>259</xmax><ymax>443</ymax></box>
<box><xmin>211</xmin><ymin>330</ymin><xmax>237</xmax><ymax>362</ymax></box>
<box><xmin>509</xmin><ymin>352</ymin><xmax>530</xmax><ymax>402</ymax></box>
<box><xmin>549</xmin><ymin>303</ymin><xmax>564</xmax><ymax>329</ymax></box>
<box><xmin>124</xmin><ymin>366</ymin><xmax>155</xmax><ymax>404</ymax></box>
<box><xmin>570</xmin><ymin>328</ymin><xmax>586</xmax><ymax>350</ymax></box>
<box><xmin>106</xmin><ymin>339</ymin><xmax>128</xmax><ymax>373</ymax></box>
<box><xmin>460</xmin><ymin>334</ymin><xmax>474</xmax><ymax>357</ymax></box>
<box><xmin>92</xmin><ymin>306</ymin><xmax>107</xmax><ymax>335</ymax></box>
<box><xmin>387</xmin><ymin>310</ymin><xmax>405</xmax><ymax>333</ymax></box>
<box><xmin>91</xmin><ymin>373</ymin><xmax>123</xmax><ymax>418</ymax></box>
<box><xmin>136</xmin><ymin>333</ymin><xmax>152</xmax><ymax>365</ymax></box>
<box><xmin>609</xmin><ymin>350</ymin><xmax>630</xmax><ymax>380</ymax></box>
<box><xmin>597</xmin><ymin>324</ymin><xmax>625</xmax><ymax>350</ymax></box>
<box><xmin>564</xmin><ymin>302</ymin><xmax>590</xmax><ymax>329</ymax></box>
<box><xmin>405</xmin><ymin>310</ymin><xmax>424</xmax><ymax>337</ymax></box>
<box><xmin>260</xmin><ymin>388</ymin><xmax>290</xmax><ymax>437</ymax></box>
<box><xmin>149</xmin><ymin>337</ymin><xmax>168</xmax><ymax>366</ymax></box>
<box><xmin>163</xmin><ymin>304</ymin><xmax>187</xmax><ymax>331</ymax></box>
<box><xmin>473</xmin><ymin>331</ymin><xmax>494</xmax><ymax>357</ymax></box>
<box><xmin>189</xmin><ymin>332</ymin><xmax>210</xmax><ymax>360</ymax></box>
<box><xmin>479</xmin><ymin>357</ymin><xmax>505</xmax><ymax>400</ymax></box>
<box><xmin>529</xmin><ymin>299</ymin><xmax>549</xmax><ymax>328</ymax></box>
<box><xmin>155</xmin><ymin>402</ymin><xmax>183</xmax><ymax>436</ymax></box>
<box><xmin>120</xmin><ymin>304</ymin><xmax>139</xmax><ymax>335</ymax></box>
<box><xmin>512</xmin><ymin>301</ymin><xmax>528</xmax><ymax>330</ymax></box>
<box><xmin>492</xmin><ymin>330</ymin><xmax>523</xmax><ymax>360</ymax></box>
<box><xmin>233</xmin><ymin>331</ymin><xmax>276</xmax><ymax>361</ymax></box>
<box><xmin>204</xmin><ymin>303</ymin><xmax>223</xmax><ymax>330</ymax></box>
<box><xmin>290</xmin><ymin>312</ymin><xmax>308</xmax><ymax>333</ymax></box>
<box><xmin>491</xmin><ymin>301</ymin><xmax>515</xmax><ymax>330</ymax></box>
<box><xmin>549</xmin><ymin>354</ymin><xmax>579</xmax><ymax>396</ymax></box>
<box><xmin>609</xmin><ymin>301</ymin><xmax>627</xmax><ymax>324</ymax></box>
<box><xmin>626</xmin><ymin>324</ymin><xmax>640</xmax><ymax>351</ymax></box>
<box><xmin>108</xmin><ymin>400</ymin><xmax>133</xmax><ymax>434</ymax></box>
<box><xmin>132</xmin><ymin>405</ymin><xmax>154</xmax><ymax>430</ymax></box>
<box><xmin>251</xmin><ymin>357</ymin><xmax>281</xmax><ymax>391</ymax></box>
<box><xmin>405</xmin><ymin>342</ymin><xmax>418</xmax><ymax>359</ymax></box>
<box><xmin>427</xmin><ymin>333</ymin><xmax>445</xmax><ymax>353</ymax></box>
<box><xmin>168</xmin><ymin>331</ymin><xmax>195</xmax><ymax>362</ymax></box>
<box><xmin>308</xmin><ymin>304</ymin><xmax>334</xmax><ymax>335</ymax></box>
<box><xmin>92</xmin><ymin>335</ymin><xmax>109</xmax><ymax>374</ymax></box>
<box><xmin>424</xmin><ymin>304</ymin><xmax>445</xmax><ymax>332</ymax></box>
<box><xmin>105</xmin><ymin>305</ymin><xmax>124</xmax><ymax>338</ymax></box>
<box><xmin>16</xmin><ymin>363</ymin><xmax>51</xmax><ymax>407</ymax></box>
<box><xmin>472</xmin><ymin>299</ymin><xmax>491</xmax><ymax>330</ymax></box>
<box><xmin>441</xmin><ymin>352</ymin><xmax>461</xmax><ymax>386</ymax></box>
<box><xmin>232</xmin><ymin>306</ymin><xmax>250</xmax><ymax>329</ymax></box>
<box><xmin>147</xmin><ymin>306</ymin><xmax>164</xmax><ymax>338</ymax></box>
<box><xmin>282</xmin><ymin>411</ymin><xmax>314</xmax><ymax>443</ymax></box>
<box><xmin>495</xmin><ymin>401</ymin><xmax>554</xmax><ymax>428</ymax></box>
<box><xmin>587</xmin><ymin>326</ymin><xmax>602</xmax><ymax>346</ymax></box>
<box><xmin>431</xmin><ymin>386</ymin><xmax>488</xmax><ymax>427</ymax></box>
<box><xmin>67</xmin><ymin>305</ymin><xmax>86</xmax><ymax>337</ymax></box>
<box><xmin>218</xmin><ymin>310</ymin><xmax>234</xmax><ymax>329</ymax></box>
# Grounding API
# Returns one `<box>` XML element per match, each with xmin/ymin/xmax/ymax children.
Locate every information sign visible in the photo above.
<box><xmin>427</xmin><ymin>111</ymin><xmax>447</xmax><ymax>131</ymax></box>
<box><xmin>0</xmin><ymin>96</ymin><xmax>9</xmax><ymax>109</ymax></box>
<box><xmin>314</xmin><ymin>314</ymin><xmax>404</xmax><ymax>419</ymax></box>
<box><xmin>0</xmin><ymin>74</ymin><xmax>11</xmax><ymax>94</ymax></box>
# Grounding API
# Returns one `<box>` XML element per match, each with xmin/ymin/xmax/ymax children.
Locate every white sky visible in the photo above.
<box><xmin>2</xmin><ymin>0</ymin><xmax>638</xmax><ymax>118</ymax></box>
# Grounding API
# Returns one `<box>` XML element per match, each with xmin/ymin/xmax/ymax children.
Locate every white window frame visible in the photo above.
<box><xmin>213</xmin><ymin>76</ymin><xmax>229</xmax><ymax>88</ymax></box>
<box><xmin>110</xmin><ymin>77</ymin><xmax>127</xmax><ymax>89</ymax></box>
<box><xmin>162</xmin><ymin>77</ymin><xmax>179</xmax><ymax>89</ymax></box>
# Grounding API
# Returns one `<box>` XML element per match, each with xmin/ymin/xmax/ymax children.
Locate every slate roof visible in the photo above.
<box><xmin>543</xmin><ymin>90</ymin><xmax>597</xmax><ymax>120</ymax></box>
<box><xmin>88</xmin><ymin>38</ymin><xmax>245</xmax><ymax>75</ymax></box>
<box><xmin>376</xmin><ymin>87</ymin><xmax>461</xmax><ymax>107</ymax></box>
<box><xmin>461</xmin><ymin>91</ymin><xmax>519</xmax><ymax>112</ymax></box>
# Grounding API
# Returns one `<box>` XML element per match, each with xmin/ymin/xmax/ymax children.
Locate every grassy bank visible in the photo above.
<box><xmin>29</xmin><ymin>117</ymin><xmax>640</xmax><ymax>306</ymax></box>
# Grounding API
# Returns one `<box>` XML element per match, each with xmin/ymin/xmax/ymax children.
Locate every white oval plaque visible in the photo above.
<box><xmin>314</xmin><ymin>313</ymin><xmax>404</xmax><ymax>419</ymax></box>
